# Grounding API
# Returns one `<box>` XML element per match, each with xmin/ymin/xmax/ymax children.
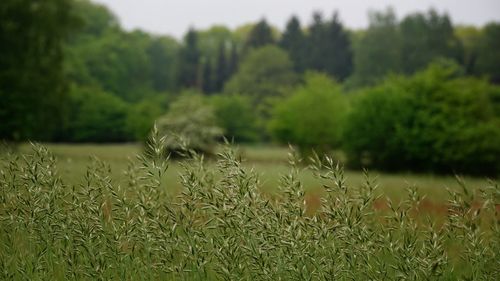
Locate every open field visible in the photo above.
<box><xmin>14</xmin><ymin>143</ymin><xmax>493</xmax><ymax>205</ymax></box>
<box><xmin>1</xmin><ymin>142</ymin><xmax>498</xmax><ymax>280</ymax></box>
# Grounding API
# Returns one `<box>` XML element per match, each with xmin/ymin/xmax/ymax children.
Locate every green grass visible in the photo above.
<box><xmin>16</xmin><ymin>142</ymin><xmax>491</xmax><ymax>204</ymax></box>
<box><xmin>1</xmin><ymin>142</ymin><xmax>497</xmax><ymax>280</ymax></box>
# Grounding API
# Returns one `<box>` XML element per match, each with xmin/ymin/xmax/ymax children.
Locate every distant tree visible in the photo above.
<box><xmin>201</xmin><ymin>59</ymin><xmax>214</xmax><ymax>94</ymax></box>
<box><xmin>227</xmin><ymin>43</ymin><xmax>239</xmax><ymax>78</ymax></box>
<box><xmin>126</xmin><ymin>95</ymin><xmax>168</xmax><ymax>141</ymax></box>
<box><xmin>474</xmin><ymin>23</ymin><xmax>500</xmax><ymax>84</ymax></box>
<box><xmin>306</xmin><ymin>12</ymin><xmax>327</xmax><ymax>72</ymax></box>
<box><xmin>351</xmin><ymin>8</ymin><xmax>401</xmax><ymax>86</ymax></box>
<box><xmin>244</xmin><ymin>19</ymin><xmax>275</xmax><ymax>50</ymax></box>
<box><xmin>344</xmin><ymin>61</ymin><xmax>500</xmax><ymax>175</ymax></box>
<box><xmin>64</xmin><ymin>86</ymin><xmax>130</xmax><ymax>142</ymax></box>
<box><xmin>157</xmin><ymin>94</ymin><xmax>223</xmax><ymax>156</ymax></box>
<box><xmin>214</xmin><ymin>43</ymin><xmax>228</xmax><ymax>92</ymax></box>
<box><xmin>147</xmin><ymin>37</ymin><xmax>179</xmax><ymax>92</ymax></box>
<box><xmin>269</xmin><ymin>72</ymin><xmax>348</xmax><ymax>156</ymax></box>
<box><xmin>178</xmin><ymin>28</ymin><xmax>202</xmax><ymax>89</ymax></box>
<box><xmin>211</xmin><ymin>95</ymin><xmax>259</xmax><ymax>142</ymax></box>
<box><xmin>399</xmin><ymin>9</ymin><xmax>463</xmax><ymax>74</ymax></box>
<box><xmin>224</xmin><ymin>46</ymin><xmax>297</xmax><ymax>105</ymax></box>
<box><xmin>0</xmin><ymin>0</ymin><xmax>78</xmax><ymax>141</ymax></box>
<box><xmin>279</xmin><ymin>16</ymin><xmax>307</xmax><ymax>72</ymax></box>
<box><xmin>305</xmin><ymin>12</ymin><xmax>353</xmax><ymax>80</ymax></box>
<box><xmin>455</xmin><ymin>25</ymin><xmax>482</xmax><ymax>75</ymax></box>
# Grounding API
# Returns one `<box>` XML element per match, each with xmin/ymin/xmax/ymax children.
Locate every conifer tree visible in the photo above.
<box><xmin>244</xmin><ymin>19</ymin><xmax>274</xmax><ymax>50</ymax></box>
<box><xmin>214</xmin><ymin>43</ymin><xmax>228</xmax><ymax>92</ymax></box>
<box><xmin>279</xmin><ymin>16</ymin><xmax>307</xmax><ymax>72</ymax></box>
<box><xmin>178</xmin><ymin>28</ymin><xmax>201</xmax><ymax>89</ymax></box>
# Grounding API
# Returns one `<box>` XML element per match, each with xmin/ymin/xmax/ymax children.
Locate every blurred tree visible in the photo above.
<box><xmin>64</xmin><ymin>86</ymin><xmax>130</xmax><ymax>142</ymax></box>
<box><xmin>201</xmin><ymin>59</ymin><xmax>214</xmax><ymax>94</ymax></box>
<box><xmin>178</xmin><ymin>28</ymin><xmax>202</xmax><ymax>90</ymax></box>
<box><xmin>305</xmin><ymin>12</ymin><xmax>353</xmax><ymax>81</ymax></box>
<box><xmin>269</xmin><ymin>72</ymin><xmax>348</xmax><ymax>156</ymax></box>
<box><xmin>351</xmin><ymin>8</ymin><xmax>401</xmax><ymax>86</ymax></box>
<box><xmin>244</xmin><ymin>19</ymin><xmax>275</xmax><ymax>50</ymax></box>
<box><xmin>455</xmin><ymin>25</ymin><xmax>482</xmax><ymax>75</ymax></box>
<box><xmin>211</xmin><ymin>95</ymin><xmax>259</xmax><ymax>142</ymax></box>
<box><xmin>126</xmin><ymin>95</ymin><xmax>168</xmax><ymax>141</ymax></box>
<box><xmin>279</xmin><ymin>15</ymin><xmax>307</xmax><ymax>72</ymax></box>
<box><xmin>227</xmin><ymin>43</ymin><xmax>239</xmax><ymax>79</ymax></box>
<box><xmin>474</xmin><ymin>23</ymin><xmax>500</xmax><ymax>84</ymax></box>
<box><xmin>157</xmin><ymin>94</ymin><xmax>223</xmax><ymax>156</ymax></box>
<box><xmin>214</xmin><ymin>42</ymin><xmax>228</xmax><ymax>92</ymax></box>
<box><xmin>323</xmin><ymin>12</ymin><xmax>353</xmax><ymax>81</ymax></box>
<box><xmin>399</xmin><ymin>9</ymin><xmax>463</xmax><ymax>74</ymax></box>
<box><xmin>147</xmin><ymin>36</ymin><xmax>179</xmax><ymax>92</ymax></box>
<box><xmin>224</xmin><ymin>46</ymin><xmax>297</xmax><ymax>105</ymax></box>
<box><xmin>0</xmin><ymin>0</ymin><xmax>78</xmax><ymax>141</ymax></box>
<box><xmin>344</xmin><ymin>61</ymin><xmax>500</xmax><ymax>175</ymax></box>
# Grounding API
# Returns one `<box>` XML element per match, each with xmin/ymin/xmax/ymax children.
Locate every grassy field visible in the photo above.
<box><xmin>2</xmin><ymin>142</ymin><xmax>497</xmax><ymax>280</ymax></box>
<box><xmin>14</xmin><ymin>142</ymin><xmax>492</xmax><ymax>206</ymax></box>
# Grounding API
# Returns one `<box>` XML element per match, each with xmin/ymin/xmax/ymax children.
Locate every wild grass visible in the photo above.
<box><xmin>1</xmin><ymin>135</ymin><xmax>498</xmax><ymax>280</ymax></box>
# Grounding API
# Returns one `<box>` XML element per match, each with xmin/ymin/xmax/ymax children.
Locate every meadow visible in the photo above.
<box><xmin>0</xmin><ymin>141</ymin><xmax>498</xmax><ymax>280</ymax></box>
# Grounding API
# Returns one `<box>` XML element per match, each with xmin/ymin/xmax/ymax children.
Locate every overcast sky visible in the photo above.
<box><xmin>93</xmin><ymin>0</ymin><xmax>500</xmax><ymax>38</ymax></box>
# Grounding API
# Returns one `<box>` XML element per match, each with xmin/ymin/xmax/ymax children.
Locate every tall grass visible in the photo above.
<box><xmin>0</xmin><ymin>132</ymin><xmax>498</xmax><ymax>280</ymax></box>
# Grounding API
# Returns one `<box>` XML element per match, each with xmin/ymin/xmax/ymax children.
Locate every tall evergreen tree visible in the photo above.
<box><xmin>323</xmin><ymin>12</ymin><xmax>353</xmax><ymax>80</ymax></box>
<box><xmin>227</xmin><ymin>43</ymin><xmax>239</xmax><ymax>78</ymax></box>
<box><xmin>178</xmin><ymin>28</ymin><xmax>201</xmax><ymax>89</ymax></box>
<box><xmin>244</xmin><ymin>19</ymin><xmax>274</xmax><ymax>50</ymax></box>
<box><xmin>214</xmin><ymin>43</ymin><xmax>228</xmax><ymax>92</ymax></box>
<box><xmin>279</xmin><ymin>15</ymin><xmax>307</xmax><ymax>72</ymax></box>
<box><xmin>306</xmin><ymin>12</ymin><xmax>327</xmax><ymax>72</ymax></box>
<box><xmin>400</xmin><ymin>9</ymin><xmax>463</xmax><ymax>74</ymax></box>
<box><xmin>202</xmin><ymin>59</ymin><xmax>214</xmax><ymax>94</ymax></box>
<box><xmin>305</xmin><ymin>12</ymin><xmax>353</xmax><ymax>81</ymax></box>
<box><xmin>352</xmin><ymin>8</ymin><xmax>401</xmax><ymax>86</ymax></box>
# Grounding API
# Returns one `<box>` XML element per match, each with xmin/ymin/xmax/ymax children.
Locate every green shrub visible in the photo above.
<box><xmin>156</xmin><ymin>93</ymin><xmax>223</xmax><ymax>156</ymax></box>
<box><xmin>64</xmin><ymin>85</ymin><xmax>130</xmax><ymax>142</ymax></box>
<box><xmin>269</xmin><ymin>72</ymin><xmax>348</xmax><ymax>156</ymax></box>
<box><xmin>344</xmin><ymin>62</ymin><xmax>500</xmax><ymax>175</ymax></box>
<box><xmin>0</xmin><ymin>141</ymin><xmax>498</xmax><ymax>280</ymax></box>
<box><xmin>126</xmin><ymin>94</ymin><xmax>169</xmax><ymax>141</ymax></box>
<box><xmin>211</xmin><ymin>94</ymin><xmax>259</xmax><ymax>143</ymax></box>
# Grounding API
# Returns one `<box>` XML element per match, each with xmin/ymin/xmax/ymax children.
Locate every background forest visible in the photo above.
<box><xmin>0</xmin><ymin>0</ymin><xmax>499</xmax><ymax>175</ymax></box>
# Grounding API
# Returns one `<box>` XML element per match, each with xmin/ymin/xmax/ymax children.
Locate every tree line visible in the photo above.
<box><xmin>1</xmin><ymin>0</ymin><xmax>499</xmax><ymax>175</ymax></box>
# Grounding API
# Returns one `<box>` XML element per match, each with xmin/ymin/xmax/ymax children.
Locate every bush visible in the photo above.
<box><xmin>211</xmin><ymin>94</ymin><xmax>259</xmax><ymax>143</ymax></box>
<box><xmin>0</xmin><ymin>142</ymin><xmax>498</xmax><ymax>280</ymax></box>
<box><xmin>126</xmin><ymin>94</ymin><xmax>169</xmax><ymax>141</ymax></box>
<box><xmin>269</xmin><ymin>72</ymin><xmax>348</xmax><ymax>156</ymax></box>
<box><xmin>344</xmin><ymin>62</ymin><xmax>500</xmax><ymax>175</ymax></box>
<box><xmin>64</xmin><ymin>85</ymin><xmax>130</xmax><ymax>142</ymax></box>
<box><xmin>156</xmin><ymin>93</ymin><xmax>223</xmax><ymax>156</ymax></box>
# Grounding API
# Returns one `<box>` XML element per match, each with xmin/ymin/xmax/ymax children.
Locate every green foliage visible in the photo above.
<box><xmin>279</xmin><ymin>16</ymin><xmax>307</xmax><ymax>72</ymax></box>
<box><xmin>0</xmin><ymin>142</ymin><xmax>498</xmax><ymax>280</ymax></box>
<box><xmin>344</xmin><ymin>62</ymin><xmax>500</xmax><ymax>175</ymax></box>
<box><xmin>474</xmin><ymin>22</ymin><xmax>500</xmax><ymax>83</ymax></box>
<box><xmin>211</xmin><ymin>95</ymin><xmax>259</xmax><ymax>143</ymax></box>
<box><xmin>126</xmin><ymin>95</ymin><xmax>169</xmax><ymax>141</ymax></box>
<box><xmin>400</xmin><ymin>9</ymin><xmax>463</xmax><ymax>74</ymax></box>
<box><xmin>177</xmin><ymin>29</ymin><xmax>201</xmax><ymax>89</ymax></box>
<box><xmin>306</xmin><ymin>12</ymin><xmax>353</xmax><ymax>81</ymax></box>
<box><xmin>64</xmin><ymin>86</ymin><xmax>130</xmax><ymax>142</ymax></box>
<box><xmin>225</xmin><ymin>45</ymin><xmax>297</xmax><ymax>104</ymax></box>
<box><xmin>157</xmin><ymin>94</ymin><xmax>223</xmax><ymax>156</ymax></box>
<box><xmin>270</xmin><ymin>72</ymin><xmax>348</xmax><ymax>156</ymax></box>
<box><xmin>0</xmin><ymin>0</ymin><xmax>78</xmax><ymax>141</ymax></box>
<box><xmin>351</xmin><ymin>8</ymin><xmax>401</xmax><ymax>86</ymax></box>
<box><xmin>244</xmin><ymin>19</ymin><xmax>275</xmax><ymax>50</ymax></box>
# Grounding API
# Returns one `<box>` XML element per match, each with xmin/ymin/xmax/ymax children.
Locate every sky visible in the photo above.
<box><xmin>93</xmin><ymin>0</ymin><xmax>500</xmax><ymax>38</ymax></box>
